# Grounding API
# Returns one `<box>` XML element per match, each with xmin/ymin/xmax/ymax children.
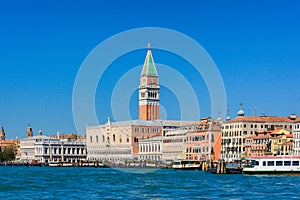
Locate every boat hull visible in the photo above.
<box><xmin>172</xmin><ymin>160</ymin><xmax>202</xmax><ymax>170</ymax></box>
<box><xmin>243</xmin><ymin>170</ymin><xmax>300</xmax><ymax>175</ymax></box>
<box><xmin>49</xmin><ymin>162</ymin><xmax>73</xmax><ymax>167</ymax></box>
<box><xmin>173</xmin><ymin>167</ymin><xmax>202</xmax><ymax>170</ymax></box>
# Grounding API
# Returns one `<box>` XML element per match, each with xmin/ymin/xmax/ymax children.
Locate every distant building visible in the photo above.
<box><xmin>0</xmin><ymin>126</ymin><xmax>20</xmax><ymax>159</ymax></box>
<box><xmin>162</xmin><ymin>129</ymin><xmax>189</xmax><ymax>161</ymax></box>
<box><xmin>186</xmin><ymin>118</ymin><xmax>222</xmax><ymax>161</ymax></box>
<box><xmin>270</xmin><ymin>129</ymin><xmax>293</xmax><ymax>156</ymax></box>
<box><xmin>0</xmin><ymin>126</ymin><xmax>5</xmax><ymax>141</ymax></box>
<box><xmin>87</xmin><ymin>119</ymin><xmax>133</xmax><ymax>162</ymax></box>
<box><xmin>293</xmin><ymin>119</ymin><xmax>300</xmax><ymax>156</ymax></box>
<box><xmin>26</xmin><ymin>124</ymin><xmax>33</xmax><ymax>138</ymax></box>
<box><xmin>221</xmin><ymin>106</ymin><xmax>299</xmax><ymax>161</ymax></box>
<box><xmin>86</xmin><ymin>117</ymin><xmax>195</xmax><ymax>161</ymax></box>
<box><xmin>245</xmin><ymin>130</ymin><xmax>272</xmax><ymax>157</ymax></box>
<box><xmin>19</xmin><ymin>131</ymin><xmax>86</xmax><ymax>164</ymax></box>
<box><xmin>138</xmin><ymin>136</ymin><xmax>162</xmax><ymax>161</ymax></box>
<box><xmin>86</xmin><ymin>119</ymin><xmax>162</xmax><ymax>161</ymax></box>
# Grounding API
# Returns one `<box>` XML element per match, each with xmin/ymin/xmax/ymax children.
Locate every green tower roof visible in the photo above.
<box><xmin>141</xmin><ymin>43</ymin><xmax>158</xmax><ymax>76</ymax></box>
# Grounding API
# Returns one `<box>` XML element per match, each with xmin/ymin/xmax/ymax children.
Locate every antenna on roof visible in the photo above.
<box><xmin>254</xmin><ymin>106</ymin><xmax>257</xmax><ymax>116</ymax></box>
<box><xmin>226</xmin><ymin>108</ymin><xmax>230</xmax><ymax>120</ymax></box>
<box><xmin>217</xmin><ymin>110</ymin><xmax>222</xmax><ymax>120</ymax></box>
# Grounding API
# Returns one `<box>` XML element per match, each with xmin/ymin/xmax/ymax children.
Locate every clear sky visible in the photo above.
<box><xmin>0</xmin><ymin>0</ymin><xmax>299</xmax><ymax>139</ymax></box>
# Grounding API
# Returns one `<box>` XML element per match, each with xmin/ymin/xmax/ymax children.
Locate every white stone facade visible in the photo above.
<box><xmin>293</xmin><ymin>122</ymin><xmax>300</xmax><ymax>156</ymax></box>
<box><xmin>20</xmin><ymin>135</ymin><xmax>86</xmax><ymax>163</ymax></box>
<box><xmin>162</xmin><ymin>130</ymin><xmax>188</xmax><ymax>161</ymax></box>
<box><xmin>139</xmin><ymin>136</ymin><xmax>162</xmax><ymax>161</ymax></box>
<box><xmin>86</xmin><ymin>119</ymin><xmax>197</xmax><ymax>162</ymax></box>
<box><xmin>86</xmin><ymin>122</ymin><xmax>133</xmax><ymax>161</ymax></box>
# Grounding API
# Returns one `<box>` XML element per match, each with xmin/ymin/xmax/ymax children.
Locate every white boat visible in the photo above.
<box><xmin>243</xmin><ymin>156</ymin><xmax>300</xmax><ymax>174</ymax></box>
<box><xmin>172</xmin><ymin>160</ymin><xmax>202</xmax><ymax>170</ymax></box>
<box><xmin>49</xmin><ymin>161</ymin><xmax>73</xmax><ymax>167</ymax></box>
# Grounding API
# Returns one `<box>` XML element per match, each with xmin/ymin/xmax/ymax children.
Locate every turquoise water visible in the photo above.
<box><xmin>1</xmin><ymin>166</ymin><xmax>300</xmax><ymax>199</ymax></box>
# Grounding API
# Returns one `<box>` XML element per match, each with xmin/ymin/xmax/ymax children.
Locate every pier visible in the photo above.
<box><xmin>202</xmin><ymin>160</ymin><xmax>243</xmax><ymax>174</ymax></box>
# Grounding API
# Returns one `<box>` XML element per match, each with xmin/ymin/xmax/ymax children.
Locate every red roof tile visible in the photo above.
<box><xmin>228</xmin><ymin>116</ymin><xmax>300</xmax><ymax>123</ymax></box>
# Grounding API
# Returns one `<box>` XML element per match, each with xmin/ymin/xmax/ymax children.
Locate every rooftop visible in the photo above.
<box><xmin>87</xmin><ymin>119</ymin><xmax>198</xmax><ymax>129</ymax></box>
<box><xmin>227</xmin><ymin>116</ymin><xmax>300</xmax><ymax>123</ymax></box>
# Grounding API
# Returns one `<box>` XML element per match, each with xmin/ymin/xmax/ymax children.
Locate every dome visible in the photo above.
<box><xmin>238</xmin><ymin>109</ymin><xmax>245</xmax><ymax>116</ymax></box>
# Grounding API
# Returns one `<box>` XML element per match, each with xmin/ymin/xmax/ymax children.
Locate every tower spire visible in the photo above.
<box><xmin>141</xmin><ymin>44</ymin><xmax>158</xmax><ymax>77</ymax></box>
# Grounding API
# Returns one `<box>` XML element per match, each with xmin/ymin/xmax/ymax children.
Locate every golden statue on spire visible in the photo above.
<box><xmin>148</xmin><ymin>42</ymin><xmax>150</xmax><ymax>50</ymax></box>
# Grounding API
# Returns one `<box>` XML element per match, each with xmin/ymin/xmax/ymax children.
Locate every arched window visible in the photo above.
<box><xmin>113</xmin><ymin>134</ymin><xmax>116</xmax><ymax>142</ymax></box>
<box><xmin>102</xmin><ymin>135</ymin><xmax>105</xmax><ymax>142</ymax></box>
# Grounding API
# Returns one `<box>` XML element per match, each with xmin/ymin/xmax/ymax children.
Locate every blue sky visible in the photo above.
<box><xmin>0</xmin><ymin>0</ymin><xmax>299</xmax><ymax>139</ymax></box>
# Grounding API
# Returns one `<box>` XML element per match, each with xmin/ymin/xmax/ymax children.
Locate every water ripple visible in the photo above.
<box><xmin>1</xmin><ymin>167</ymin><xmax>300</xmax><ymax>199</ymax></box>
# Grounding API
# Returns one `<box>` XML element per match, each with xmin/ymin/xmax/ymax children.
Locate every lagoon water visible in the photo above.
<box><xmin>1</xmin><ymin>166</ymin><xmax>300</xmax><ymax>199</ymax></box>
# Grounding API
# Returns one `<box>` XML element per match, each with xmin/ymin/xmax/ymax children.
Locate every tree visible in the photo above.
<box><xmin>0</xmin><ymin>145</ymin><xmax>16</xmax><ymax>162</ymax></box>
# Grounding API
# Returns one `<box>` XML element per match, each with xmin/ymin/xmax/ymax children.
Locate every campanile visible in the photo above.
<box><xmin>139</xmin><ymin>43</ymin><xmax>160</xmax><ymax>120</ymax></box>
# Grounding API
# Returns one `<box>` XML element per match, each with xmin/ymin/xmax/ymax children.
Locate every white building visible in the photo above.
<box><xmin>139</xmin><ymin>136</ymin><xmax>162</xmax><ymax>161</ymax></box>
<box><xmin>86</xmin><ymin>117</ymin><xmax>197</xmax><ymax>162</ymax></box>
<box><xmin>162</xmin><ymin>130</ymin><xmax>188</xmax><ymax>161</ymax></box>
<box><xmin>86</xmin><ymin>119</ymin><xmax>133</xmax><ymax>162</ymax></box>
<box><xmin>20</xmin><ymin>134</ymin><xmax>86</xmax><ymax>164</ymax></box>
<box><xmin>293</xmin><ymin>119</ymin><xmax>300</xmax><ymax>155</ymax></box>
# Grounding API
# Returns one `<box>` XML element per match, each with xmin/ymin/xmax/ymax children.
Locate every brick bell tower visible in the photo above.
<box><xmin>0</xmin><ymin>126</ymin><xmax>5</xmax><ymax>141</ymax></box>
<box><xmin>26</xmin><ymin>123</ymin><xmax>33</xmax><ymax>138</ymax></box>
<box><xmin>139</xmin><ymin>43</ymin><xmax>160</xmax><ymax>120</ymax></box>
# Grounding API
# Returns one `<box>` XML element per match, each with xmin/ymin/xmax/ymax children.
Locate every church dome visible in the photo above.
<box><xmin>238</xmin><ymin>109</ymin><xmax>245</xmax><ymax>116</ymax></box>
